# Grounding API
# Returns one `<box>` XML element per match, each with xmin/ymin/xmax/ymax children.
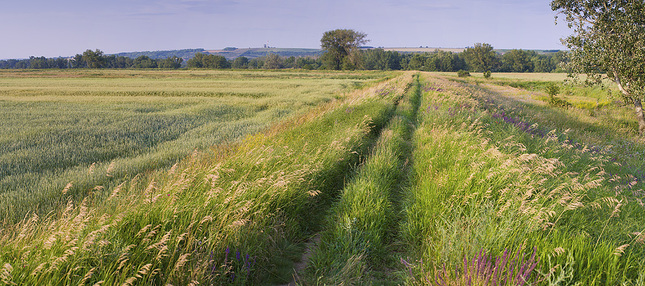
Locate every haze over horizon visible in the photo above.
<box><xmin>2</xmin><ymin>0</ymin><xmax>571</xmax><ymax>59</ymax></box>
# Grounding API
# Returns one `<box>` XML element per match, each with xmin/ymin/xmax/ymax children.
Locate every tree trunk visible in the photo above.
<box><xmin>611</xmin><ymin>70</ymin><xmax>645</xmax><ymax>135</ymax></box>
<box><xmin>634</xmin><ymin>98</ymin><xmax>645</xmax><ymax>135</ymax></box>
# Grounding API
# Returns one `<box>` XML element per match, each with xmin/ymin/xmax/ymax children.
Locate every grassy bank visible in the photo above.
<box><xmin>401</xmin><ymin>73</ymin><xmax>644</xmax><ymax>285</ymax></box>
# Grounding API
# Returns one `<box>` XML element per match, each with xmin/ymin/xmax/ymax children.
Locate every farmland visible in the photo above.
<box><xmin>0</xmin><ymin>69</ymin><xmax>393</xmax><ymax>223</ymax></box>
<box><xmin>0</xmin><ymin>70</ymin><xmax>644</xmax><ymax>285</ymax></box>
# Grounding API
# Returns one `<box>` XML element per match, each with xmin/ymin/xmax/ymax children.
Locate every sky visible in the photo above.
<box><xmin>1</xmin><ymin>0</ymin><xmax>572</xmax><ymax>59</ymax></box>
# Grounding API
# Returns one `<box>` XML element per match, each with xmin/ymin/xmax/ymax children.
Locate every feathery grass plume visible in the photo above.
<box><xmin>88</xmin><ymin>162</ymin><xmax>96</xmax><ymax>175</ymax></box>
<box><xmin>16</xmin><ymin>213</ymin><xmax>39</xmax><ymax>241</ymax></box>
<box><xmin>106</xmin><ymin>161</ymin><xmax>116</xmax><ymax>177</ymax></box>
<box><xmin>62</xmin><ymin>182</ymin><xmax>73</xmax><ymax>195</ymax></box>
<box><xmin>78</xmin><ymin>267</ymin><xmax>97</xmax><ymax>285</ymax></box>
<box><xmin>109</xmin><ymin>182</ymin><xmax>126</xmax><ymax>200</ymax></box>
<box><xmin>173</xmin><ymin>253</ymin><xmax>191</xmax><ymax>273</ymax></box>
<box><xmin>121</xmin><ymin>276</ymin><xmax>137</xmax><ymax>286</ymax></box>
<box><xmin>136</xmin><ymin>263</ymin><xmax>152</xmax><ymax>279</ymax></box>
<box><xmin>1</xmin><ymin>263</ymin><xmax>15</xmax><ymax>285</ymax></box>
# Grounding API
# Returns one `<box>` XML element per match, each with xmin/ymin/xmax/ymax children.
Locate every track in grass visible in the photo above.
<box><xmin>1</xmin><ymin>71</ymin><xmax>644</xmax><ymax>285</ymax></box>
<box><xmin>296</xmin><ymin>74</ymin><xmax>422</xmax><ymax>285</ymax></box>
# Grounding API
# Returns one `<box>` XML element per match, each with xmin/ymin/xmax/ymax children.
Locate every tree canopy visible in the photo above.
<box><xmin>462</xmin><ymin>43</ymin><xmax>498</xmax><ymax>72</ymax></box>
<box><xmin>552</xmin><ymin>0</ymin><xmax>645</xmax><ymax>134</ymax></box>
<box><xmin>320</xmin><ymin>29</ymin><xmax>368</xmax><ymax>70</ymax></box>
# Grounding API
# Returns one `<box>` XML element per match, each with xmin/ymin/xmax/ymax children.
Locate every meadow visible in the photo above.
<box><xmin>0</xmin><ymin>69</ymin><xmax>644</xmax><ymax>285</ymax></box>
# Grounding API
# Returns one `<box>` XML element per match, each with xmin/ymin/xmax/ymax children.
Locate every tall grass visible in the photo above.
<box><xmin>402</xmin><ymin>73</ymin><xmax>645</xmax><ymax>285</ymax></box>
<box><xmin>302</xmin><ymin>74</ymin><xmax>421</xmax><ymax>285</ymax></box>
<box><xmin>0</xmin><ymin>72</ymin><xmax>413</xmax><ymax>285</ymax></box>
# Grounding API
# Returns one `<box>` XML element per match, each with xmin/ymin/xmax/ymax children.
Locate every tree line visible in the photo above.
<box><xmin>0</xmin><ymin>47</ymin><xmax>567</xmax><ymax>73</ymax></box>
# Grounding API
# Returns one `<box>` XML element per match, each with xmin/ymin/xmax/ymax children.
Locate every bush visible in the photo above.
<box><xmin>545</xmin><ymin>83</ymin><xmax>560</xmax><ymax>97</ymax></box>
<box><xmin>457</xmin><ymin>70</ymin><xmax>471</xmax><ymax>77</ymax></box>
<box><xmin>483</xmin><ymin>70</ymin><xmax>492</xmax><ymax>79</ymax></box>
<box><xmin>545</xmin><ymin>83</ymin><xmax>571</xmax><ymax>108</ymax></box>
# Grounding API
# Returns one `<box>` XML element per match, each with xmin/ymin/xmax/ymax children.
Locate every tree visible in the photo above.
<box><xmin>263</xmin><ymin>53</ymin><xmax>283</xmax><ymax>69</ymax></box>
<box><xmin>462</xmin><ymin>43</ymin><xmax>498</xmax><ymax>72</ymax></box>
<box><xmin>82</xmin><ymin>49</ymin><xmax>106</xmax><ymax>69</ymax></box>
<box><xmin>231</xmin><ymin>56</ymin><xmax>249</xmax><ymax>69</ymax></box>
<box><xmin>500</xmin><ymin>49</ymin><xmax>535</xmax><ymax>72</ymax></box>
<box><xmin>186</xmin><ymin>53</ymin><xmax>205</xmax><ymax>68</ymax></box>
<box><xmin>320</xmin><ymin>29</ymin><xmax>368</xmax><ymax>70</ymax></box>
<box><xmin>552</xmin><ymin>0</ymin><xmax>645</xmax><ymax>134</ymax></box>
<box><xmin>158</xmin><ymin>56</ymin><xmax>183</xmax><ymax>69</ymax></box>
<box><xmin>133</xmin><ymin>55</ymin><xmax>157</xmax><ymax>68</ymax></box>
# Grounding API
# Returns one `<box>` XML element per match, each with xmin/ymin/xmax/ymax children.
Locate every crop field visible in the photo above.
<box><xmin>0</xmin><ymin>70</ymin><xmax>644</xmax><ymax>285</ymax></box>
<box><xmin>0</xmin><ymin>69</ymin><xmax>393</xmax><ymax>223</ymax></box>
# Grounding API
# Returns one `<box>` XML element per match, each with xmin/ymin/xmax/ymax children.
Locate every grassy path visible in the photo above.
<box><xmin>298</xmin><ymin>74</ymin><xmax>421</xmax><ymax>285</ymax></box>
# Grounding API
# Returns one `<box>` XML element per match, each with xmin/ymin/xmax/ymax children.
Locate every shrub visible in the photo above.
<box><xmin>545</xmin><ymin>83</ymin><xmax>560</xmax><ymax>97</ymax></box>
<box><xmin>483</xmin><ymin>70</ymin><xmax>492</xmax><ymax>79</ymax></box>
<box><xmin>457</xmin><ymin>70</ymin><xmax>471</xmax><ymax>77</ymax></box>
<box><xmin>545</xmin><ymin>84</ymin><xmax>571</xmax><ymax>108</ymax></box>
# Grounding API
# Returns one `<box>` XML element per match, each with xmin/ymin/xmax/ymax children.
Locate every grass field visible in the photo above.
<box><xmin>0</xmin><ymin>70</ymin><xmax>644</xmax><ymax>285</ymax></box>
<box><xmin>0</xmin><ymin>69</ymin><xmax>394</xmax><ymax>223</ymax></box>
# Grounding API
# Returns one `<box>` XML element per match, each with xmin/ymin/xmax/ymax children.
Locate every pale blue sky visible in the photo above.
<box><xmin>1</xmin><ymin>0</ymin><xmax>571</xmax><ymax>59</ymax></box>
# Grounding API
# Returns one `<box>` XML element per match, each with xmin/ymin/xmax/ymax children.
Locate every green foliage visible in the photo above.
<box><xmin>500</xmin><ymin>49</ymin><xmax>535</xmax><ymax>72</ymax></box>
<box><xmin>262</xmin><ymin>53</ymin><xmax>283</xmax><ymax>69</ymax></box>
<box><xmin>544</xmin><ymin>84</ymin><xmax>572</xmax><ymax>108</ymax></box>
<box><xmin>361</xmin><ymin>49</ymin><xmax>401</xmax><ymax>70</ymax></box>
<box><xmin>157</xmin><ymin>56</ymin><xmax>182</xmax><ymax>69</ymax></box>
<box><xmin>457</xmin><ymin>70</ymin><xmax>471</xmax><ymax>77</ymax></box>
<box><xmin>320</xmin><ymin>29</ymin><xmax>368</xmax><ymax>70</ymax></box>
<box><xmin>552</xmin><ymin>0</ymin><xmax>645</xmax><ymax>133</ymax></box>
<box><xmin>186</xmin><ymin>53</ymin><xmax>229</xmax><ymax>69</ymax></box>
<box><xmin>545</xmin><ymin>83</ymin><xmax>560</xmax><ymax>97</ymax></box>
<box><xmin>82</xmin><ymin>49</ymin><xmax>106</xmax><ymax>69</ymax></box>
<box><xmin>483</xmin><ymin>70</ymin><xmax>492</xmax><ymax>79</ymax></box>
<box><xmin>462</xmin><ymin>43</ymin><xmax>498</xmax><ymax>72</ymax></box>
<box><xmin>231</xmin><ymin>56</ymin><xmax>249</xmax><ymax>69</ymax></box>
<box><xmin>133</xmin><ymin>55</ymin><xmax>157</xmax><ymax>68</ymax></box>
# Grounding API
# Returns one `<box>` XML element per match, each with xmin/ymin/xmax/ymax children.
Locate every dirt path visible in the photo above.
<box><xmin>281</xmin><ymin>234</ymin><xmax>321</xmax><ymax>286</ymax></box>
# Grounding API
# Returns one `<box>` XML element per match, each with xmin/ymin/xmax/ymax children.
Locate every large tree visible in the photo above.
<box><xmin>82</xmin><ymin>49</ymin><xmax>106</xmax><ymax>69</ymax></box>
<box><xmin>462</xmin><ymin>43</ymin><xmax>498</xmax><ymax>72</ymax></box>
<box><xmin>320</xmin><ymin>29</ymin><xmax>368</xmax><ymax>70</ymax></box>
<box><xmin>552</xmin><ymin>0</ymin><xmax>645</xmax><ymax>134</ymax></box>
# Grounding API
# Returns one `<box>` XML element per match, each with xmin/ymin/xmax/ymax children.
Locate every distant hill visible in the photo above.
<box><xmin>109</xmin><ymin>47</ymin><xmax>562</xmax><ymax>61</ymax></box>
<box><xmin>205</xmin><ymin>48</ymin><xmax>324</xmax><ymax>59</ymax></box>
<box><xmin>112</xmin><ymin>49</ymin><xmax>207</xmax><ymax>59</ymax></box>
